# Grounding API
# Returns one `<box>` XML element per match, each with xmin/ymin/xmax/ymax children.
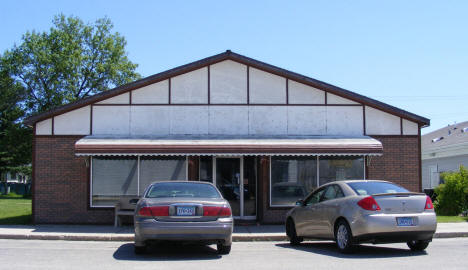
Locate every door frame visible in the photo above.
<box><xmin>213</xmin><ymin>156</ymin><xmax>256</xmax><ymax>220</ymax></box>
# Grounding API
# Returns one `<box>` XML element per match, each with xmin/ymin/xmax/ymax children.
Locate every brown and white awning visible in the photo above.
<box><xmin>74</xmin><ymin>135</ymin><xmax>383</xmax><ymax>156</ymax></box>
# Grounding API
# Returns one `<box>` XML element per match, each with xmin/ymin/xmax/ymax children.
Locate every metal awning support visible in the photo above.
<box><xmin>74</xmin><ymin>135</ymin><xmax>383</xmax><ymax>156</ymax></box>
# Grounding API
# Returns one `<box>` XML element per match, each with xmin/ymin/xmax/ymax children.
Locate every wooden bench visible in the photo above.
<box><xmin>114</xmin><ymin>196</ymin><xmax>139</xmax><ymax>227</ymax></box>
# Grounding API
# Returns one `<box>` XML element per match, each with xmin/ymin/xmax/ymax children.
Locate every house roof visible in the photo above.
<box><xmin>422</xmin><ymin>121</ymin><xmax>468</xmax><ymax>151</ymax></box>
<box><xmin>24</xmin><ymin>50</ymin><xmax>430</xmax><ymax>127</ymax></box>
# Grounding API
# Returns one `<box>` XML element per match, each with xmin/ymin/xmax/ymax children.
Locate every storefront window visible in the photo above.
<box><xmin>91</xmin><ymin>157</ymin><xmax>138</xmax><ymax>207</ymax></box>
<box><xmin>91</xmin><ymin>156</ymin><xmax>187</xmax><ymax>207</ymax></box>
<box><xmin>199</xmin><ymin>156</ymin><xmax>213</xmax><ymax>182</ymax></box>
<box><xmin>270</xmin><ymin>157</ymin><xmax>317</xmax><ymax>206</ymax></box>
<box><xmin>319</xmin><ymin>157</ymin><xmax>364</xmax><ymax>186</ymax></box>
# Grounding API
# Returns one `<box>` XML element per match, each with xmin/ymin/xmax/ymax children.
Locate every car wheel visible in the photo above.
<box><xmin>335</xmin><ymin>220</ymin><xmax>354</xmax><ymax>253</ymax></box>
<box><xmin>217</xmin><ymin>244</ymin><xmax>231</xmax><ymax>255</ymax></box>
<box><xmin>407</xmin><ymin>240</ymin><xmax>429</xmax><ymax>251</ymax></box>
<box><xmin>134</xmin><ymin>245</ymin><xmax>146</xmax><ymax>254</ymax></box>
<box><xmin>286</xmin><ymin>218</ymin><xmax>303</xmax><ymax>246</ymax></box>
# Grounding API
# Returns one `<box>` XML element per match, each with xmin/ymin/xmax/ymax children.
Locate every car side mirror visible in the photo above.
<box><xmin>129</xmin><ymin>198</ymin><xmax>139</xmax><ymax>205</ymax></box>
<box><xmin>295</xmin><ymin>199</ymin><xmax>304</xmax><ymax>206</ymax></box>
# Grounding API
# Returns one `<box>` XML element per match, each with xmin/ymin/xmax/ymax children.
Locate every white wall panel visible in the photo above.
<box><xmin>171</xmin><ymin>68</ymin><xmax>208</xmax><ymax>104</ymax></box>
<box><xmin>288</xmin><ymin>81</ymin><xmax>325</xmax><ymax>104</ymax></box>
<box><xmin>288</xmin><ymin>107</ymin><xmax>326</xmax><ymax>135</ymax></box>
<box><xmin>365</xmin><ymin>106</ymin><xmax>401</xmax><ymax>135</ymax></box>
<box><xmin>209</xmin><ymin>106</ymin><xmax>249</xmax><ymax>134</ymax></box>
<box><xmin>249</xmin><ymin>106</ymin><xmax>287</xmax><ymax>135</ymax></box>
<box><xmin>249</xmin><ymin>68</ymin><xmax>286</xmax><ymax>104</ymax></box>
<box><xmin>327</xmin><ymin>93</ymin><xmax>359</xmax><ymax>105</ymax></box>
<box><xmin>403</xmin><ymin>119</ymin><xmax>419</xmax><ymax>135</ymax></box>
<box><xmin>210</xmin><ymin>60</ymin><xmax>247</xmax><ymax>104</ymax></box>
<box><xmin>132</xmin><ymin>80</ymin><xmax>169</xmax><ymax>104</ymax></box>
<box><xmin>96</xmin><ymin>93</ymin><xmax>129</xmax><ymax>104</ymax></box>
<box><xmin>170</xmin><ymin>106</ymin><xmax>209</xmax><ymax>134</ymax></box>
<box><xmin>326</xmin><ymin>106</ymin><xmax>363</xmax><ymax>136</ymax></box>
<box><xmin>54</xmin><ymin>106</ymin><xmax>90</xmax><ymax>135</ymax></box>
<box><xmin>130</xmin><ymin>106</ymin><xmax>171</xmax><ymax>135</ymax></box>
<box><xmin>93</xmin><ymin>106</ymin><xmax>130</xmax><ymax>135</ymax></box>
<box><xmin>36</xmin><ymin>119</ymin><xmax>52</xmax><ymax>135</ymax></box>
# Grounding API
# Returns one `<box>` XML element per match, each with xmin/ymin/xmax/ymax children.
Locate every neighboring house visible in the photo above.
<box><xmin>422</xmin><ymin>121</ymin><xmax>468</xmax><ymax>190</ymax></box>
<box><xmin>5</xmin><ymin>171</ymin><xmax>30</xmax><ymax>183</ymax></box>
<box><xmin>24</xmin><ymin>51</ymin><xmax>429</xmax><ymax>225</ymax></box>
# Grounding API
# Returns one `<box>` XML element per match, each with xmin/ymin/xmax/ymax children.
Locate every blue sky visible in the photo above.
<box><xmin>1</xmin><ymin>0</ymin><xmax>467</xmax><ymax>134</ymax></box>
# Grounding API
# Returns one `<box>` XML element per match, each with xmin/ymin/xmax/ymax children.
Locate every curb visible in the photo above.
<box><xmin>0</xmin><ymin>232</ymin><xmax>467</xmax><ymax>242</ymax></box>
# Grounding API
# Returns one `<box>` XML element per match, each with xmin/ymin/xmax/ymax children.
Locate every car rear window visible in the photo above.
<box><xmin>145</xmin><ymin>182</ymin><xmax>222</xmax><ymax>198</ymax></box>
<box><xmin>347</xmin><ymin>182</ymin><xmax>409</xmax><ymax>196</ymax></box>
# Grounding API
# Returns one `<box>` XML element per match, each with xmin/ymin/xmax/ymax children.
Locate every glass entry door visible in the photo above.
<box><xmin>214</xmin><ymin>157</ymin><xmax>256</xmax><ymax>219</ymax></box>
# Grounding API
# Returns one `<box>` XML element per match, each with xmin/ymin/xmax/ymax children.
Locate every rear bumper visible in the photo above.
<box><xmin>354</xmin><ymin>231</ymin><xmax>435</xmax><ymax>244</ymax></box>
<box><xmin>134</xmin><ymin>218</ymin><xmax>233</xmax><ymax>246</ymax></box>
<box><xmin>350</xmin><ymin>212</ymin><xmax>437</xmax><ymax>242</ymax></box>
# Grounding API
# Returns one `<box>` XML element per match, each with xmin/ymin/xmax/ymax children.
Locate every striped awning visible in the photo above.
<box><xmin>74</xmin><ymin>135</ymin><xmax>383</xmax><ymax>156</ymax></box>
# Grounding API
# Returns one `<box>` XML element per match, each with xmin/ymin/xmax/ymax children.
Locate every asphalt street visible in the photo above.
<box><xmin>0</xmin><ymin>238</ymin><xmax>467</xmax><ymax>270</ymax></box>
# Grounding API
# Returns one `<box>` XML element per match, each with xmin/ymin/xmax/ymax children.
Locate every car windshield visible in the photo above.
<box><xmin>145</xmin><ymin>182</ymin><xmax>221</xmax><ymax>198</ymax></box>
<box><xmin>347</xmin><ymin>182</ymin><xmax>409</xmax><ymax>196</ymax></box>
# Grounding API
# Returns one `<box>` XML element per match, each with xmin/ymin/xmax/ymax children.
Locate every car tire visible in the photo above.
<box><xmin>134</xmin><ymin>245</ymin><xmax>146</xmax><ymax>255</ymax></box>
<box><xmin>217</xmin><ymin>244</ymin><xmax>231</xmax><ymax>255</ymax></box>
<box><xmin>335</xmin><ymin>220</ymin><xmax>354</xmax><ymax>253</ymax></box>
<box><xmin>407</xmin><ymin>240</ymin><xmax>429</xmax><ymax>251</ymax></box>
<box><xmin>286</xmin><ymin>218</ymin><xmax>303</xmax><ymax>246</ymax></box>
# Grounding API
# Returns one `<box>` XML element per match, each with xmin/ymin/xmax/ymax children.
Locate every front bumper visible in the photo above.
<box><xmin>134</xmin><ymin>218</ymin><xmax>233</xmax><ymax>247</ymax></box>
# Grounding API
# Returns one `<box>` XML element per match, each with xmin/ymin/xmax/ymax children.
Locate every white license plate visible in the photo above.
<box><xmin>176</xmin><ymin>206</ymin><xmax>196</xmax><ymax>216</ymax></box>
<box><xmin>396</xmin><ymin>217</ymin><xmax>415</xmax><ymax>226</ymax></box>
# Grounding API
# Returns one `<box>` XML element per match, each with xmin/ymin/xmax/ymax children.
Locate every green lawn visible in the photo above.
<box><xmin>0</xmin><ymin>193</ymin><xmax>32</xmax><ymax>225</ymax></box>
<box><xmin>437</xmin><ymin>215</ymin><xmax>468</xmax><ymax>223</ymax></box>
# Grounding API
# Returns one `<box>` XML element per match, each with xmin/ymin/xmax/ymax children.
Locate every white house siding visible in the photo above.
<box><xmin>171</xmin><ymin>68</ymin><xmax>208</xmax><ymax>104</ymax></box>
<box><xmin>36</xmin><ymin>118</ymin><xmax>52</xmax><ymax>135</ymax></box>
<box><xmin>288</xmin><ymin>80</ymin><xmax>325</xmax><ymax>104</ymax></box>
<box><xmin>54</xmin><ymin>106</ymin><xmax>90</xmax><ymax>135</ymax></box>
<box><xmin>249</xmin><ymin>68</ymin><xmax>286</xmax><ymax>104</ymax></box>
<box><xmin>132</xmin><ymin>80</ymin><xmax>169</xmax><ymax>104</ymax></box>
<box><xmin>422</xmin><ymin>154</ymin><xmax>468</xmax><ymax>189</ymax></box>
<box><xmin>365</xmin><ymin>106</ymin><xmax>401</xmax><ymax>135</ymax></box>
<box><xmin>210</xmin><ymin>60</ymin><xmax>247</xmax><ymax>104</ymax></box>
<box><xmin>37</xmin><ymin>60</ymin><xmax>418</xmax><ymax>138</ymax></box>
<box><xmin>403</xmin><ymin>119</ymin><xmax>419</xmax><ymax>135</ymax></box>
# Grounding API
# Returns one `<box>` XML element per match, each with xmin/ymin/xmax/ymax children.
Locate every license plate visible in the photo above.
<box><xmin>396</xmin><ymin>217</ymin><xmax>415</xmax><ymax>226</ymax></box>
<box><xmin>176</xmin><ymin>206</ymin><xmax>196</xmax><ymax>216</ymax></box>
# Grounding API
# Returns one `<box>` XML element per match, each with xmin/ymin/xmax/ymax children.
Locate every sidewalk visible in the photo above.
<box><xmin>0</xmin><ymin>223</ymin><xmax>467</xmax><ymax>242</ymax></box>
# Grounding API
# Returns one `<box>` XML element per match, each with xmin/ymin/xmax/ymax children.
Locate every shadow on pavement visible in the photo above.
<box><xmin>276</xmin><ymin>241</ymin><xmax>427</xmax><ymax>258</ymax></box>
<box><xmin>113</xmin><ymin>242</ymin><xmax>222</xmax><ymax>261</ymax></box>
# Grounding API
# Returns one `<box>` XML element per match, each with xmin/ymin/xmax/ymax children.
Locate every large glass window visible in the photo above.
<box><xmin>270</xmin><ymin>157</ymin><xmax>317</xmax><ymax>206</ymax></box>
<box><xmin>91</xmin><ymin>156</ymin><xmax>187</xmax><ymax>207</ymax></box>
<box><xmin>319</xmin><ymin>157</ymin><xmax>364</xmax><ymax>186</ymax></box>
<box><xmin>92</xmin><ymin>157</ymin><xmax>138</xmax><ymax>207</ymax></box>
<box><xmin>199</xmin><ymin>156</ymin><xmax>213</xmax><ymax>182</ymax></box>
<box><xmin>139</xmin><ymin>157</ymin><xmax>186</xmax><ymax>194</ymax></box>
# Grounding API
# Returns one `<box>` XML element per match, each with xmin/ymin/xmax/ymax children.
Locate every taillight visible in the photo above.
<box><xmin>357</xmin><ymin>196</ymin><xmax>381</xmax><ymax>211</ymax></box>
<box><xmin>138</xmin><ymin>206</ymin><xmax>169</xmax><ymax>216</ymax></box>
<box><xmin>203</xmin><ymin>206</ymin><xmax>232</xmax><ymax>217</ymax></box>
<box><xmin>425</xmin><ymin>196</ymin><xmax>434</xmax><ymax>210</ymax></box>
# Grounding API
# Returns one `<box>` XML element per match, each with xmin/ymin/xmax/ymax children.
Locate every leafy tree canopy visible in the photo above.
<box><xmin>3</xmin><ymin>14</ymin><xmax>140</xmax><ymax>115</ymax></box>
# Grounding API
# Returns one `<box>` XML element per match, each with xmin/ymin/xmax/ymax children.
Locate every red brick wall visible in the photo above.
<box><xmin>367</xmin><ymin>136</ymin><xmax>421</xmax><ymax>192</ymax></box>
<box><xmin>34</xmin><ymin>136</ymin><xmax>113</xmax><ymax>224</ymax></box>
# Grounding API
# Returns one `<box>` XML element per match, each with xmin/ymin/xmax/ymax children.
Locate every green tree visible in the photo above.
<box><xmin>0</xmin><ymin>65</ymin><xmax>31</xmax><ymax>191</ymax></box>
<box><xmin>434</xmin><ymin>166</ymin><xmax>468</xmax><ymax>216</ymax></box>
<box><xmin>3</xmin><ymin>14</ymin><xmax>140</xmax><ymax>115</ymax></box>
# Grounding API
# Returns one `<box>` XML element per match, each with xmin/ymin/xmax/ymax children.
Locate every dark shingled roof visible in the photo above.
<box><xmin>24</xmin><ymin>50</ymin><xmax>430</xmax><ymax>127</ymax></box>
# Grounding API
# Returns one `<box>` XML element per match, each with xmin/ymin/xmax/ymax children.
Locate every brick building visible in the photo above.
<box><xmin>25</xmin><ymin>51</ymin><xmax>429</xmax><ymax>224</ymax></box>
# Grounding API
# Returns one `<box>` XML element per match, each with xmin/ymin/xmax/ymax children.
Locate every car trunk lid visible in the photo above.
<box><xmin>371</xmin><ymin>192</ymin><xmax>428</xmax><ymax>214</ymax></box>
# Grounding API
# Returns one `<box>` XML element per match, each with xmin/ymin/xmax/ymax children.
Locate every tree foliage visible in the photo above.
<box><xmin>434</xmin><ymin>166</ymin><xmax>468</xmax><ymax>216</ymax></box>
<box><xmin>3</xmin><ymin>14</ymin><xmax>140</xmax><ymax>114</ymax></box>
<box><xmin>0</xmin><ymin>65</ymin><xmax>31</xmax><ymax>181</ymax></box>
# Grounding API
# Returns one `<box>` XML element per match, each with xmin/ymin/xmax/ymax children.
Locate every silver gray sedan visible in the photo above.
<box><xmin>134</xmin><ymin>181</ymin><xmax>233</xmax><ymax>254</ymax></box>
<box><xmin>285</xmin><ymin>180</ymin><xmax>437</xmax><ymax>253</ymax></box>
